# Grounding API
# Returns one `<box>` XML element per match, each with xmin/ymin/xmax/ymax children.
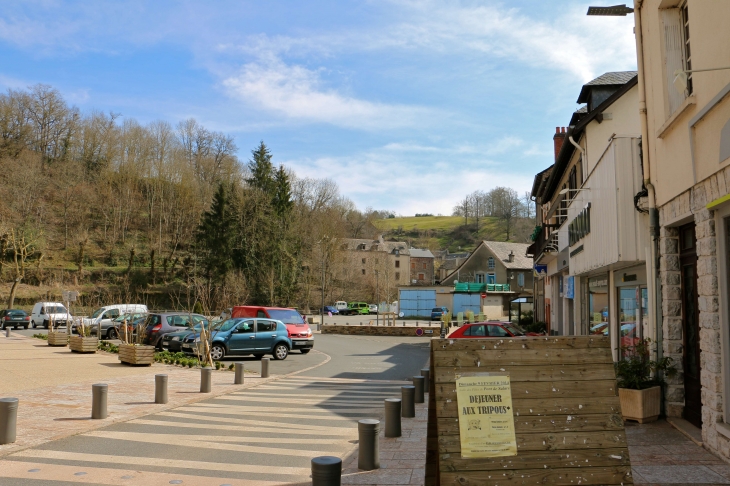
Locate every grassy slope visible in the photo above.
<box><xmin>375</xmin><ymin>215</ymin><xmax>465</xmax><ymax>232</ymax></box>
<box><xmin>374</xmin><ymin>216</ymin><xmax>507</xmax><ymax>252</ymax></box>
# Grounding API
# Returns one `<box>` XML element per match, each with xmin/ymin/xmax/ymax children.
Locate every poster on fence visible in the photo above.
<box><xmin>455</xmin><ymin>373</ymin><xmax>517</xmax><ymax>458</ymax></box>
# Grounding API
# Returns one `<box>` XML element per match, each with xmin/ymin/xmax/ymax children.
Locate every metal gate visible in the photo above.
<box><xmin>398</xmin><ymin>289</ymin><xmax>436</xmax><ymax>318</ymax></box>
<box><xmin>453</xmin><ymin>293</ymin><xmax>481</xmax><ymax>315</ymax></box>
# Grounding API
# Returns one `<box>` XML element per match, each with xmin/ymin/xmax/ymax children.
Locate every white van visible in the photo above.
<box><xmin>79</xmin><ymin>304</ymin><xmax>148</xmax><ymax>338</ymax></box>
<box><xmin>334</xmin><ymin>301</ymin><xmax>348</xmax><ymax>311</ymax></box>
<box><xmin>31</xmin><ymin>302</ymin><xmax>72</xmax><ymax>329</ymax></box>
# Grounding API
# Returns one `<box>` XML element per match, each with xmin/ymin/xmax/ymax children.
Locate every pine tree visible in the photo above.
<box><xmin>247</xmin><ymin>141</ymin><xmax>275</xmax><ymax>195</ymax></box>
<box><xmin>196</xmin><ymin>183</ymin><xmax>236</xmax><ymax>280</ymax></box>
<box><xmin>272</xmin><ymin>165</ymin><xmax>294</xmax><ymax>220</ymax></box>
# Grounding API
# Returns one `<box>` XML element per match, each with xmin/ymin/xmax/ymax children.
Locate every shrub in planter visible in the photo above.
<box><xmin>615</xmin><ymin>338</ymin><xmax>676</xmax><ymax>423</ymax></box>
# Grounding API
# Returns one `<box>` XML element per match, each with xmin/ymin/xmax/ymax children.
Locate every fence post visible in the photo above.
<box><xmin>413</xmin><ymin>375</ymin><xmax>425</xmax><ymax>404</ymax></box>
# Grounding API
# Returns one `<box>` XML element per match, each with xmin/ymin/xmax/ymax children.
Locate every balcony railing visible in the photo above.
<box><xmin>454</xmin><ymin>283</ymin><xmax>511</xmax><ymax>293</ymax></box>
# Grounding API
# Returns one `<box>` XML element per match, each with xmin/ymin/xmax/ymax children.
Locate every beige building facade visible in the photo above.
<box><xmin>635</xmin><ymin>0</ymin><xmax>730</xmax><ymax>457</ymax></box>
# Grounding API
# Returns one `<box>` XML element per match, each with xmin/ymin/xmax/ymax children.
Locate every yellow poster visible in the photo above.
<box><xmin>455</xmin><ymin>374</ymin><xmax>517</xmax><ymax>458</ymax></box>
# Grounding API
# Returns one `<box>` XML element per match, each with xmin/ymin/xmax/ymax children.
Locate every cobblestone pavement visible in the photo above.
<box><xmin>628</xmin><ymin>420</ymin><xmax>730</xmax><ymax>485</ymax></box>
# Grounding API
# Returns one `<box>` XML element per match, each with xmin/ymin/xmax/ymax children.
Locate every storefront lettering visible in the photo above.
<box><xmin>569</xmin><ymin>203</ymin><xmax>591</xmax><ymax>246</ymax></box>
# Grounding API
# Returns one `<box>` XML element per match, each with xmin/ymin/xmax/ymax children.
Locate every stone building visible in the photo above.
<box><xmin>409</xmin><ymin>249</ymin><xmax>435</xmax><ymax>285</ymax></box>
<box><xmin>339</xmin><ymin>237</ymin><xmax>410</xmax><ymax>303</ymax></box>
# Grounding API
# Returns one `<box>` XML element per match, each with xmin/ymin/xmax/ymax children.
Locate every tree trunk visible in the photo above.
<box><xmin>150</xmin><ymin>249</ymin><xmax>156</xmax><ymax>285</ymax></box>
<box><xmin>7</xmin><ymin>278</ymin><xmax>20</xmax><ymax>308</ymax></box>
<box><xmin>127</xmin><ymin>248</ymin><xmax>136</xmax><ymax>273</ymax></box>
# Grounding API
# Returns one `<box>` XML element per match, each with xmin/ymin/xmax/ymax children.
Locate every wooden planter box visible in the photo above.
<box><xmin>119</xmin><ymin>344</ymin><xmax>155</xmax><ymax>366</ymax></box>
<box><xmin>619</xmin><ymin>386</ymin><xmax>661</xmax><ymax>423</ymax></box>
<box><xmin>47</xmin><ymin>331</ymin><xmax>69</xmax><ymax>347</ymax></box>
<box><xmin>69</xmin><ymin>336</ymin><xmax>98</xmax><ymax>353</ymax></box>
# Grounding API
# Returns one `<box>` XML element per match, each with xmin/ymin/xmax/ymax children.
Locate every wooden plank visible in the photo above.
<box><xmin>439</xmin><ymin>447</ymin><xmax>630</xmax><ymax>471</ymax></box>
<box><xmin>440</xmin><ymin>465</ymin><xmax>632</xmax><ymax>485</ymax></box>
<box><xmin>435</xmin><ymin>364</ymin><xmax>616</xmax><ymax>384</ymax></box>
<box><xmin>433</xmin><ymin>347</ymin><xmax>613</xmax><ymax>367</ymax></box>
<box><xmin>436</xmin><ymin>396</ymin><xmax>622</xmax><ymax>418</ymax></box>
<box><xmin>438</xmin><ymin>430</ymin><xmax>628</xmax><ymax>454</ymax></box>
<box><xmin>434</xmin><ymin>335</ymin><xmax>609</xmax><ymax>351</ymax></box>
<box><xmin>437</xmin><ymin>412</ymin><xmax>624</xmax><ymax>435</ymax></box>
<box><xmin>435</xmin><ymin>380</ymin><xmax>616</xmax><ymax>401</ymax></box>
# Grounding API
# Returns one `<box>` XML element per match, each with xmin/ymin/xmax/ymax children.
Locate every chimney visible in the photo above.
<box><xmin>553</xmin><ymin>127</ymin><xmax>566</xmax><ymax>162</ymax></box>
<box><xmin>508</xmin><ymin>251</ymin><xmax>514</xmax><ymax>263</ymax></box>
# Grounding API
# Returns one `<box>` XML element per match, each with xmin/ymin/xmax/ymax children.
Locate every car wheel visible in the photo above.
<box><xmin>43</xmin><ymin>320</ymin><xmax>49</xmax><ymax>329</ymax></box>
<box><xmin>211</xmin><ymin>344</ymin><xmax>225</xmax><ymax>361</ymax></box>
<box><xmin>24</xmin><ymin>324</ymin><xmax>29</xmax><ymax>330</ymax></box>
<box><xmin>300</xmin><ymin>349</ymin><xmax>311</xmax><ymax>354</ymax></box>
<box><xmin>106</xmin><ymin>328</ymin><xmax>118</xmax><ymax>339</ymax></box>
<box><xmin>273</xmin><ymin>343</ymin><xmax>288</xmax><ymax>360</ymax></box>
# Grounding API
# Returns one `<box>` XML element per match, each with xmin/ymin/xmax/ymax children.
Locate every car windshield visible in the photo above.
<box><xmin>504</xmin><ymin>324</ymin><xmax>525</xmax><ymax>336</ymax></box>
<box><xmin>218</xmin><ymin>319</ymin><xmax>240</xmax><ymax>332</ymax></box>
<box><xmin>47</xmin><ymin>306</ymin><xmax>67</xmax><ymax>314</ymax></box>
<box><xmin>91</xmin><ymin>308</ymin><xmax>105</xmax><ymax>318</ymax></box>
<box><xmin>266</xmin><ymin>309</ymin><xmax>304</xmax><ymax>324</ymax></box>
<box><xmin>432</xmin><ymin>308</ymin><xmax>443</xmax><ymax>312</ymax></box>
<box><xmin>8</xmin><ymin>310</ymin><xmax>26</xmax><ymax>317</ymax></box>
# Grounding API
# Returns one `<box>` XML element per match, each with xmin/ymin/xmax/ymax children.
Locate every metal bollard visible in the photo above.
<box><xmin>413</xmin><ymin>376</ymin><xmax>425</xmax><ymax>404</ymax></box>
<box><xmin>200</xmin><ymin>367</ymin><xmax>212</xmax><ymax>393</ymax></box>
<box><xmin>401</xmin><ymin>385</ymin><xmax>415</xmax><ymax>418</ymax></box>
<box><xmin>357</xmin><ymin>419</ymin><xmax>380</xmax><ymax>470</ymax></box>
<box><xmin>5</xmin><ymin>328</ymin><xmax>10</xmax><ymax>338</ymax></box>
<box><xmin>384</xmin><ymin>398</ymin><xmax>402</xmax><ymax>437</ymax></box>
<box><xmin>0</xmin><ymin>398</ymin><xmax>18</xmax><ymax>445</ymax></box>
<box><xmin>91</xmin><ymin>384</ymin><xmax>108</xmax><ymax>419</ymax></box>
<box><xmin>421</xmin><ymin>368</ymin><xmax>430</xmax><ymax>389</ymax></box>
<box><xmin>311</xmin><ymin>456</ymin><xmax>342</xmax><ymax>486</ymax></box>
<box><xmin>234</xmin><ymin>362</ymin><xmax>245</xmax><ymax>384</ymax></box>
<box><xmin>261</xmin><ymin>357</ymin><xmax>270</xmax><ymax>378</ymax></box>
<box><xmin>155</xmin><ymin>374</ymin><xmax>168</xmax><ymax>404</ymax></box>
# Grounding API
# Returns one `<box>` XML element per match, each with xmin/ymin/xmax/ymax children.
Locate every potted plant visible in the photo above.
<box><xmin>615</xmin><ymin>338</ymin><xmax>676</xmax><ymax>423</ymax></box>
<box><xmin>46</xmin><ymin>315</ymin><xmax>68</xmax><ymax>347</ymax></box>
<box><xmin>118</xmin><ymin>317</ymin><xmax>155</xmax><ymax>366</ymax></box>
<box><xmin>68</xmin><ymin>319</ymin><xmax>98</xmax><ymax>353</ymax></box>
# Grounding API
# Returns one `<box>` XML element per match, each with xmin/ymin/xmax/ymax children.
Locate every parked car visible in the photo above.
<box><xmin>339</xmin><ymin>302</ymin><xmax>369</xmax><ymax>316</ymax></box>
<box><xmin>110</xmin><ymin>313</ymin><xmax>148</xmax><ymax>338</ymax></box>
<box><xmin>334</xmin><ymin>301</ymin><xmax>348</xmax><ymax>311</ymax></box>
<box><xmin>76</xmin><ymin>304</ymin><xmax>148</xmax><ymax>338</ymax></box>
<box><xmin>231</xmin><ymin>306</ymin><xmax>313</xmax><ymax>353</ymax></box>
<box><xmin>368</xmin><ymin>304</ymin><xmax>378</xmax><ymax>314</ymax></box>
<box><xmin>142</xmin><ymin>312</ymin><xmax>208</xmax><ymax>349</ymax></box>
<box><xmin>161</xmin><ymin>321</ymin><xmax>212</xmax><ymax>352</ymax></box>
<box><xmin>431</xmin><ymin>306</ymin><xmax>449</xmax><ymax>321</ymax></box>
<box><xmin>0</xmin><ymin>309</ymin><xmax>31</xmax><ymax>330</ymax></box>
<box><xmin>30</xmin><ymin>302</ymin><xmax>72</xmax><ymax>329</ymax></box>
<box><xmin>321</xmin><ymin>306</ymin><xmax>339</xmax><ymax>315</ymax></box>
<box><xmin>182</xmin><ymin>318</ymin><xmax>292</xmax><ymax>360</ymax></box>
<box><xmin>447</xmin><ymin>321</ymin><xmax>526</xmax><ymax>338</ymax></box>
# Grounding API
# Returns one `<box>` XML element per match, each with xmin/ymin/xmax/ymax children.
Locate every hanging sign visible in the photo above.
<box><xmin>455</xmin><ymin>374</ymin><xmax>517</xmax><ymax>458</ymax></box>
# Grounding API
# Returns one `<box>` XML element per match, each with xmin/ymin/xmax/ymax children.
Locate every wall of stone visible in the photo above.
<box><xmin>659</xmin><ymin>223</ymin><xmax>683</xmax><ymax>418</ymax></box>
<box><xmin>321</xmin><ymin>324</ymin><xmax>440</xmax><ymax>337</ymax></box>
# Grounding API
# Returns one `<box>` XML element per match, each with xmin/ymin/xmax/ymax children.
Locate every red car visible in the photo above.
<box><xmin>231</xmin><ymin>306</ymin><xmax>313</xmax><ymax>353</ymax></box>
<box><xmin>448</xmin><ymin>321</ymin><xmax>527</xmax><ymax>338</ymax></box>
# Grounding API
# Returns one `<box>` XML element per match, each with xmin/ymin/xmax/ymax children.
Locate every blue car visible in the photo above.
<box><xmin>182</xmin><ymin>318</ymin><xmax>292</xmax><ymax>361</ymax></box>
<box><xmin>431</xmin><ymin>306</ymin><xmax>449</xmax><ymax>321</ymax></box>
<box><xmin>321</xmin><ymin>306</ymin><xmax>339</xmax><ymax>315</ymax></box>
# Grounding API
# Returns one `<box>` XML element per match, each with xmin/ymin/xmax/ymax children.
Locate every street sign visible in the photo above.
<box><xmin>415</xmin><ymin>328</ymin><xmax>424</xmax><ymax>336</ymax></box>
<box><xmin>62</xmin><ymin>290</ymin><xmax>78</xmax><ymax>302</ymax></box>
<box><xmin>480</xmin><ymin>292</ymin><xmax>487</xmax><ymax>299</ymax></box>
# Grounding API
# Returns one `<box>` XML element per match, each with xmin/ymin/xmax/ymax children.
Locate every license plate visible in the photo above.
<box><xmin>182</xmin><ymin>344</ymin><xmax>191</xmax><ymax>349</ymax></box>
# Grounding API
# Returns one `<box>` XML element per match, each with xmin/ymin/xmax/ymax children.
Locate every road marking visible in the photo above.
<box><xmin>9</xmin><ymin>451</ymin><xmax>312</xmax><ymax>476</ymax></box>
<box><xmin>175</xmin><ymin>405</ymin><xmax>369</xmax><ymax>419</ymax></box>
<box><xmin>82</xmin><ymin>430</ymin><xmax>342</xmax><ymax>456</ymax></box>
<box><xmin>153</xmin><ymin>412</ymin><xmax>358</xmax><ymax>434</ymax></box>
<box><xmin>214</xmin><ymin>395</ymin><xmax>387</xmax><ymax>406</ymax></box>
<box><xmin>130</xmin><ymin>418</ymin><xmax>355</xmax><ymax>436</ymax></box>
<box><xmin>190</xmin><ymin>402</ymin><xmax>380</xmax><ymax>413</ymax></box>
<box><xmin>86</xmin><ymin>430</ymin><xmax>350</xmax><ymax>445</ymax></box>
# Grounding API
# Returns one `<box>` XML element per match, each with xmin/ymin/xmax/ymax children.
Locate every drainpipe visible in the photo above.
<box><xmin>568</xmin><ymin>136</ymin><xmax>585</xmax><ymax>174</ymax></box>
<box><xmin>634</xmin><ymin>0</ymin><xmax>664</xmax><ymax>411</ymax></box>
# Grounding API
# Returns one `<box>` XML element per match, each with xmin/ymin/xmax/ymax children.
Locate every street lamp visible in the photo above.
<box><xmin>375</xmin><ymin>270</ymin><xmax>379</xmax><ymax>327</ymax></box>
<box><xmin>586</xmin><ymin>4</ymin><xmax>634</xmax><ymax>16</ymax></box>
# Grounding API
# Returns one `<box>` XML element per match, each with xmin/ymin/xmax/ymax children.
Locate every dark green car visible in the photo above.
<box><xmin>160</xmin><ymin>321</ymin><xmax>212</xmax><ymax>352</ymax></box>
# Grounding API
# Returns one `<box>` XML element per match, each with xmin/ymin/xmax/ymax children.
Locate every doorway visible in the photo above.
<box><xmin>679</xmin><ymin>222</ymin><xmax>702</xmax><ymax>428</ymax></box>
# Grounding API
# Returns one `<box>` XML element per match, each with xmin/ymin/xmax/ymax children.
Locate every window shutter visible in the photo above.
<box><xmin>663</xmin><ymin>8</ymin><xmax>686</xmax><ymax>114</ymax></box>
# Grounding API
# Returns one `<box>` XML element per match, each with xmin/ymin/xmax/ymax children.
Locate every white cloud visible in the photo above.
<box><xmin>221</xmin><ymin>59</ymin><xmax>433</xmax><ymax>130</ymax></box>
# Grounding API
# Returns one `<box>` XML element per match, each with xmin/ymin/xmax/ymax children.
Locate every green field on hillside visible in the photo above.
<box><xmin>374</xmin><ymin>215</ymin><xmax>465</xmax><ymax>231</ymax></box>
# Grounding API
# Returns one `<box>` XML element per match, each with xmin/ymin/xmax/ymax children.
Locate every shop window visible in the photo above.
<box><xmin>587</xmin><ymin>276</ymin><xmax>609</xmax><ymax>336</ymax></box>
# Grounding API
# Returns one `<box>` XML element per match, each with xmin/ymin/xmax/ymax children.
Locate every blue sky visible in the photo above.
<box><xmin>0</xmin><ymin>0</ymin><xmax>636</xmax><ymax>215</ymax></box>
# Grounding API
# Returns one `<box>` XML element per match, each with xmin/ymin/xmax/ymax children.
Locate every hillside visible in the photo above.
<box><xmin>374</xmin><ymin>215</ymin><xmax>533</xmax><ymax>252</ymax></box>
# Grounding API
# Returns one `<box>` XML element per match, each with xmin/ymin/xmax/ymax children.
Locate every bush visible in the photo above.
<box><xmin>33</xmin><ymin>333</ymin><xmax>48</xmax><ymax>340</ymax></box>
<box><xmin>615</xmin><ymin>338</ymin><xmax>676</xmax><ymax>390</ymax></box>
<box><xmin>193</xmin><ymin>301</ymin><xmax>204</xmax><ymax>314</ymax></box>
<box><xmin>214</xmin><ymin>361</ymin><xmax>222</xmax><ymax>370</ymax></box>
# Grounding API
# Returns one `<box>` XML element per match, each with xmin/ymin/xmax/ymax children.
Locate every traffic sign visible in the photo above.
<box><xmin>415</xmin><ymin>328</ymin><xmax>424</xmax><ymax>336</ymax></box>
<box><xmin>480</xmin><ymin>292</ymin><xmax>487</xmax><ymax>299</ymax></box>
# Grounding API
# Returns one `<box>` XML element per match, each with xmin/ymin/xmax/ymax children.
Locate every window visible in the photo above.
<box><xmin>362</xmin><ymin>258</ymin><xmax>366</xmax><ymax>264</ymax></box>
<box><xmin>422</xmin><ymin>263</ymin><xmax>427</xmax><ymax>270</ymax></box>
<box><xmin>107</xmin><ymin>309</ymin><xmax>120</xmax><ymax>319</ymax></box>
<box><xmin>362</xmin><ymin>269</ymin><xmax>366</xmax><ymax>275</ymax></box>
<box><xmin>487</xmin><ymin>325</ymin><xmax>510</xmax><ymax>337</ymax></box>
<box><xmin>681</xmin><ymin>3</ymin><xmax>692</xmax><ymax>95</ymax></box>
<box><xmin>467</xmin><ymin>325</ymin><xmax>486</xmax><ymax>337</ymax></box>
<box><xmin>487</xmin><ymin>257</ymin><xmax>495</xmax><ymax>269</ymax></box>
<box><xmin>411</xmin><ymin>262</ymin><xmax>415</xmax><ymax>269</ymax></box>
<box><xmin>395</xmin><ymin>272</ymin><xmax>400</xmax><ymax>280</ymax></box>
<box><xmin>662</xmin><ymin>4</ymin><xmax>692</xmax><ymax>115</ymax></box>
<box><xmin>169</xmin><ymin>315</ymin><xmax>190</xmax><ymax>327</ymax></box>
<box><xmin>256</xmin><ymin>320</ymin><xmax>276</xmax><ymax>332</ymax></box>
<box><xmin>517</xmin><ymin>273</ymin><xmax>525</xmax><ymax>287</ymax></box>
<box><xmin>395</xmin><ymin>260</ymin><xmax>400</xmax><ymax>268</ymax></box>
<box><xmin>487</xmin><ymin>273</ymin><xmax>496</xmax><ymax>284</ymax></box>
<box><xmin>235</xmin><ymin>319</ymin><xmax>254</xmax><ymax>333</ymax></box>
<box><xmin>476</xmin><ymin>273</ymin><xmax>485</xmax><ymax>284</ymax></box>
<box><xmin>418</xmin><ymin>273</ymin><xmax>425</xmax><ymax>280</ymax></box>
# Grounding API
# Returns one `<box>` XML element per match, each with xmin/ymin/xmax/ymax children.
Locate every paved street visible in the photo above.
<box><xmin>0</xmin><ymin>333</ymin><xmax>430</xmax><ymax>485</ymax></box>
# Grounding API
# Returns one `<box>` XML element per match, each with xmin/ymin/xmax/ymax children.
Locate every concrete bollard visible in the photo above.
<box><xmin>357</xmin><ymin>419</ymin><xmax>380</xmax><ymax>470</ymax></box>
<box><xmin>421</xmin><ymin>368</ymin><xmax>430</xmax><ymax>389</ymax></box>
<box><xmin>91</xmin><ymin>384</ymin><xmax>108</xmax><ymax>419</ymax></box>
<box><xmin>261</xmin><ymin>357</ymin><xmax>270</xmax><ymax>378</ymax></box>
<box><xmin>401</xmin><ymin>386</ymin><xmax>415</xmax><ymax>418</ymax></box>
<box><xmin>413</xmin><ymin>376</ymin><xmax>425</xmax><ymax>404</ymax></box>
<box><xmin>200</xmin><ymin>367</ymin><xmax>212</xmax><ymax>393</ymax></box>
<box><xmin>311</xmin><ymin>456</ymin><xmax>342</xmax><ymax>486</ymax></box>
<box><xmin>155</xmin><ymin>374</ymin><xmax>168</xmax><ymax>404</ymax></box>
<box><xmin>234</xmin><ymin>362</ymin><xmax>245</xmax><ymax>384</ymax></box>
<box><xmin>384</xmin><ymin>398</ymin><xmax>402</xmax><ymax>437</ymax></box>
<box><xmin>0</xmin><ymin>398</ymin><xmax>18</xmax><ymax>445</ymax></box>
<box><xmin>5</xmin><ymin>328</ymin><xmax>10</xmax><ymax>338</ymax></box>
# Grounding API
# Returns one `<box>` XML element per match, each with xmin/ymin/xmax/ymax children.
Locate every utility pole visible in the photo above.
<box><xmin>375</xmin><ymin>270</ymin><xmax>379</xmax><ymax>326</ymax></box>
<box><xmin>320</xmin><ymin>249</ymin><xmax>325</xmax><ymax>328</ymax></box>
